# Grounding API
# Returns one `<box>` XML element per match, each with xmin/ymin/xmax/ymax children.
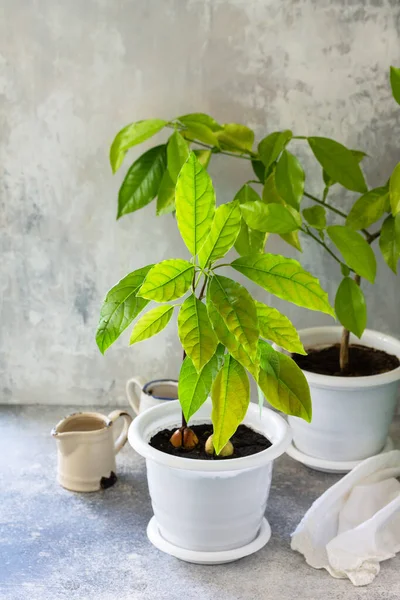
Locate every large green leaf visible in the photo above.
<box><xmin>231</xmin><ymin>254</ymin><xmax>334</xmax><ymax>316</ymax></box>
<box><xmin>211</xmin><ymin>355</ymin><xmax>250</xmax><ymax>454</ymax></box>
<box><xmin>308</xmin><ymin>137</ymin><xmax>367</xmax><ymax>193</ymax></box>
<box><xmin>216</xmin><ymin>123</ymin><xmax>254</xmax><ymax>153</ymax></box>
<box><xmin>96</xmin><ymin>265</ymin><xmax>153</xmax><ymax>354</ymax></box>
<box><xmin>379</xmin><ymin>214</ymin><xmax>400</xmax><ymax>274</ymax></box>
<box><xmin>110</xmin><ymin>119</ymin><xmax>167</xmax><ymax>173</ymax></box>
<box><xmin>178</xmin><ymin>346</ymin><xmax>225</xmax><ymax>423</ymax></box>
<box><xmin>130</xmin><ymin>305</ymin><xmax>174</xmax><ymax>344</ymax></box>
<box><xmin>258</xmin><ymin>130</ymin><xmax>293</xmax><ymax>169</ymax></box>
<box><xmin>179</xmin><ymin>114</ymin><xmax>220</xmax><ymax>146</ymax></box>
<box><xmin>262</xmin><ymin>171</ymin><xmax>284</xmax><ymax>204</ymax></box>
<box><xmin>322</xmin><ymin>149</ymin><xmax>366</xmax><ymax>188</ymax></box>
<box><xmin>303</xmin><ymin>206</ymin><xmax>326</xmax><ymax>230</ymax></box>
<box><xmin>389</xmin><ymin>162</ymin><xmax>400</xmax><ymax>216</ymax></box>
<box><xmin>346</xmin><ymin>187</ymin><xmax>389</xmax><ymax>230</ymax></box>
<box><xmin>257</xmin><ymin>341</ymin><xmax>312</xmax><ymax>422</ymax></box>
<box><xmin>199</xmin><ymin>200</ymin><xmax>241</xmax><ymax>267</ymax></box>
<box><xmin>178</xmin><ymin>294</ymin><xmax>218</xmax><ymax>371</ymax></box>
<box><xmin>179</xmin><ymin>113</ymin><xmax>222</xmax><ymax>132</ymax></box>
<box><xmin>175</xmin><ymin>152</ymin><xmax>215</xmax><ymax>255</ymax></box>
<box><xmin>334</xmin><ymin>277</ymin><xmax>367</xmax><ymax>338</ymax></box>
<box><xmin>156</xmin><ymin>170</ymin><xmax>175</xmax><ymax>215</ymax></box>
<box><xmin>138</xmin><ymin>259</ymin><xmax>194</xmax><ymax>302</ymax></box>
<box><xmin>255</xmin><ymin>301</ymin><xmax>305</xmax><ymax>354</ymax></box>
<box><xmin>275</xmin><ymin>150</ymin><xmax>305</xmax><ymax>209</ymax></box>
<box><xmin>327</xmin><ymin>225</ymin><xmax>376</xmax><ymax>283</ymax></box>
<box><xmin>240</xmin><ymin>201</ymin><xmax>301</xmax><ymax>234</ymax></box>
<box><xmin>234</xmin><ymin>185</ymin><xmax>268</xmax><ymax>256</ymax></box>
<box><xmin>167</xmin><ymin>131</ymin><xmax>190</xmax><ymax>182</ymax></box>
<box><xmin>118</xmin><ymin>145</ymin><xmax>166</xmax><ymax>218</ymax></box>
<box><xmin>390</xmin><ymin>66</ymin><xmax>400</xmax><ymax>106</ymax></box>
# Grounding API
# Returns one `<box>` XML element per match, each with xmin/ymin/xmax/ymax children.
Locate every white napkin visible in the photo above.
<box><xmin>291</xmin><ymin>450</ymin><xmax>400</xmax><ymax>586</ymax></box>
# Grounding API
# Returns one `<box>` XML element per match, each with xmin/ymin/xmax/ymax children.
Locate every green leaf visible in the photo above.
<box><xmin>322</xmin><ymin>150</ymin><xmax>366</xmax><ymax>188</ymax></box>
<box><xmin>334</xmin><ymin>277</ymin><xmax>367</xmax><ymax>338</ymax></box>
<box><xmin>252</xmin><ymin>159</ymin><xmax>267</xmax><ymax>183</ymax></box>
<box><xmin>262</xmin><ymin>170</ymin><xmax>285</xmax><ymax>204</ymax></box>
<box><xmin>96</xmin><ymin>265</ymin><xmax>153</xmax><ymax>354</ymax></box>
<box><xmin>390</xmin><ymin>66</ymin><xmax>400</xmax><ymax>106</ymax></box>
<box><xmin>130</xmin><ymin>305</ymin><xmax>174</xmax><ymax>344</ymax></box>
<box><xmin>178</xmin><ymin>346</ymin><xmax>225</xmax><ymax>423</ymax></box>
<box><xmin>341</xmin><ymin>263</ymin><xmax>351</xmax><ymax>277</ymax></box>
<box><xmin>199</xmin><ymin>200</ymin><xmax>241</xmax><ymax>267</ymax></box>
<box><xmin>179</xmin><ymin>115</ymin><xmax>220</xmax><ymax>146</ymax></box>
<box><xmin>211</xmin><ymin>355</ymin><xmax>250</xmax><ymax>454</ymax></box>
<box><xmin>231</xmin><ymin>254</ymin><xmax>334</xmax><ymax>316</ymax></box>
<box><xmin>303</xmin><ymin>205</ymin><xmax>327</xmax><ymax>229</ymax></box>
<box><xmin>379</xmin><ymin>214</ymin><xmax>400</xmax><ymax>274</ymax></box>
<box><xmin>275</xmin><ymin>150</ymin><xmax>305</xmax><ymax>209</ymax></box>
<box><xmin>240</xmin><ymin>201</ymin><xmax>301</xmax><ymax>234</ymax></box>
<box><xmin>175</xmin><ymin>152</ymin><xmax>215</xmax><ymax>255</ymax></box>
<box><xmin>179</xmin><ymin>113</ymin><xmax>222</xmax><ymax>132</ymax></box>
<box><xmin>255</xmin><ymin>301</ymin><xmax>306</xmax><ymax>354</ymax></box>
<box><xmin>258</xmin><ymin>130</ymin><xmax>293</xmax><ymax>169</ymax></box>
<box><xmin>110</xmin><ymin>119</ymin><xmax>167</xmax><ymax>173</ymax></box>
<box><xmin>138</xmin><ymin>259</ymin><xmax>194</xmax><ymax>302</ymax></box>
<box><xmin>327</xmin><ymin>225</ymin><xmax>376</xmax><ymax>283</ymax></box>
<box><xmin>257</xmin><ymin>341</ymin><xmax>312</xmax><ymax>422</ymax></box>
<box><xmin>308</xmin><ymin>137</ymin><xmax>367</xmax><ymax>193</ymax></box>
<box><xmin>346</xmin><ymin>187</ymin><xmax>389</xmax><ymax>230</ymax></box>
<box><xmin>216</xmin><ymin>123</ymin><xmax>254</xmax><ymax>153</ymax></box>
<box><xmin>279</xmin><ymin>231</ymin><xmax>303</xmax><ymax>252</ymax></box>
<box><xmin>194</xmin><ymin>149</ymin><xmax>212</xmax><ymax>169</ymax></box>
<box><xmin>389</xmin><ymin>162</ymin><xmax>400</xmax><ymax>216</ymax></box>
<box><xmin>167</xmin><ymin>131</ymin><xmax>190</xmax><ymax>182</ymax></box>
<box><xmin>156</xmin><ymin>170</ymin><xmax>175</xmax><ymax>215</ymax></box>
<box><xmin>233</xmin><ymin>184</ymin><xmax>268</xmax><ymax>256</ymax></box>
<box><xmin>118</xmin><ymin>145</ymin><xmax>166</xmax><ymax>218</ymax></box>
<box><xmin>178</xmin><ymin>294</ymin><xmax>218</xmax><ymax>371</ymax></box>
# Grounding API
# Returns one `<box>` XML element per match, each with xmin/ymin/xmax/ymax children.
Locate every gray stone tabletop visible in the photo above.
<box><xmin>1</xmin><ymin>405</ymin><xmax>399</xmax><ymax>600</ymax></box>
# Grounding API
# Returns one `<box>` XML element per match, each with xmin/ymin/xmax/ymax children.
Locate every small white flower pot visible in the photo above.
<box><xmin>128</xmin><ymin>399</ymin><xmax>291</xmax><ymax>563</ymax></box>
<box><xmin>289</xmin><ymin>327</ymin><xmax>400</xmax><ymax>462</ymax></box>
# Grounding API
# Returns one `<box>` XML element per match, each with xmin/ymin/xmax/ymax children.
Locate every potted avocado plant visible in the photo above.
<box><xmin>96</xmin><ymin>150</ymin><xmax>335</xmax><ymax>561</ymax></box>
<box><xmin>101</xmin><ymin>66</ymin><xmax>400</xmax><ymax>473</ymax></box>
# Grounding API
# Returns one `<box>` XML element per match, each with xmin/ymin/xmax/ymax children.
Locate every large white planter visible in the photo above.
<box><xmin>289</xmin><ymin>327</ymin><xmax>400</xmax><ymax>462</ymax></box>
<box><xmin>128</xmin><ymin>399</ymin><xmax>291</xmax><ymax>562</ymax></box>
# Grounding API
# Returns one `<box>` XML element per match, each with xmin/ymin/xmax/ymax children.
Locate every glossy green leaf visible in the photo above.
<box><xmin>334</xmin><ymin>277</ymin><xmax>367</xmax><ymax>338</ymax></box>
<box><xmin>257</xmin><ymin>341</ymin><xmax>312</xmax><ymax>422</ymax></box>
<box><xmin>167</xmin><ymin>131</ymin><xmax>190</xmax><ymax>182</ymax></box>
<box><xmin>130</xmin><ymin>305</ymin><xmax>174</xmax><ymax>344</ymax></box>
<box><xmin>231</xmin><ymin>254</ymin><xmax>334</xmax><ymax>316</ymax></box>
<box><xmin>258</xmin><ymin>130</ymin><xmax>293</xmax><ymax>169</ymax></box>
<box><xmin>262</xmin><ymin>171</ymin><xmax>285</xmax><ymax>204</ymax></box>
<box><xmin>216</xmin><ymin>123</ymin><xmax>254</xmax><ymax>153</ymax></box>
<box><xmin>389</xmin><ymin>162</ymin><xmax>400</xmax><ymax>216</ymax></box>
<box><xmin>96</xmin><ymin>265</ymin><xmax>153</xmax><ymax>354</ymax></box>
<box><xmin>110</xmin><ymin>119</ymin><xmax>167</xmax><ymax>173</ymax></box>
<box><xmin>118</xmin><ymin>145</ymin><xmax>166</xmax><ymax>218</ymax></box>
<box><xmin>322</xmin><ymin>150</ymin><xmax>366</xmax><ymax>188</ymax></box>
<box><xmin>379</xmin><ymin>214</ymin><xmax>400</xmax><ymax>273</ymax></box>
<box><xmin>240</xmin><ymin>201</ymin><xmax>301</xmax><ymax>234</ymax></box>
<box><xmin>194</xmin><ymin>149</ymin><xmax>212</xmax><ymax>169</ymax></box>
<box><xmin>175</xmin><ymin>152</ymin><xmax>215</xmax><ymax>255</ymax></box>
<box><xmin>179</xmin><ymin>115</ymin><xmax>220</xmax><ymax>146</ymax></box>
<box><xmin>179</xmin><ymin>113</ymin><xmax>222</xmax><ymax>132</ymax></box>
<box><xmin>178</xmin><ymin>346</ymin><xmax>225</xmax><ymax>422</ymax></box>
<box><xmin>346</xmin><ymin>187</ymin><xmax>389</xmax><ymax>230</ymax></box>
<box><xmin>252</xmin><ymin>159</ymin><xmax>267</xmax><ymax>183</ymax></box>
<box><xmin>211</xmin><ymin>355</ymin><xmax>250</xmax><ymax>454</ymax></box>
<box><xmin>327</xmin><ymin>225</ymin><xmax>376</xmax><ymax>283</ymax></box>
<box><xmin>390</xmin><ymin>66</ymin><xmax>400</xmax><ymax>105</ymax></box>
<box><xmin>178</xmin><ymin>294</ymin><xmax>218</xmax><ymax>371</ymax></box>
<box><xmin>303</xmin><ymin>205</ymin><xmax>327</xmax><ymax>230</ymax></box>
<box><xmin>308</xmin><ymin>137</ymin><xmax>367</xmax><ymax>193</ymax></box>
<box><xmin>275</xmin><ymin>150</ymin><xmax>305</xmax><ymax>209</ymax></box>
<box><xmin>138</xmin><ymin>259</ymin><xmax>194</xmax><ymax>302</ymax></box>
<box><xmin>199</xmin><ymin>200</ymin><xmax>241</xmax><ymax>267</ymax></box>
<box><xmin>156</xmin><ymin>170</ymin><xmax>175</xmax><ymax>215</ymax></box>
<box><xmin>279</xmin><ymin>231</ymin><xmax>303</xmax><ymax>252</ymax></box>
<box><xmin>255</xmin><ymin>301</ymin><xmax>306</xmax><ymax>354</ymax></box>
<box><xmin>234</xmin><ymin>185</ymin><xmax>268</xmax><ymax>255</ymax></box>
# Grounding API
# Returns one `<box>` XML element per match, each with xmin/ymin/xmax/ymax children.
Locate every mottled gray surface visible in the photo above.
<box><xmin>1</xmin><ymin>0</ymin><xmax>400</xmax><ymax>406</ymax></box>
<box><xmin>1</xmin><ymin>405</ymin><xmax>399</xmax><ymax>600</ymax></box>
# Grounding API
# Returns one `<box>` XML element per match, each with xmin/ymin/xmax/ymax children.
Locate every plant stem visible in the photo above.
<box><xmin>198</xmin><ymin>277</ymin><xmax>208</xmax><ymax>301</ymax></box>
<box><xmin>339</xmin><ymin>274</ymin><xmax>361</xmax><ymax>373</ymax></box>
<box><xmin>300</xmin><ymin>227</ymin><xmax>345</xmax><ymax>267</ymax></box>
<box><xmin>303</xmin><ymin>192</ymin><xmax>348</xmax><ymax>219</ymax></box>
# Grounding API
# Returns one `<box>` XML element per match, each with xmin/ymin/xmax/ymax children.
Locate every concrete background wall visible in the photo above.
<box><xmin>1</xmin><ymin>0</ymin><xmax>399</xmax><ymax>406</ymax></box>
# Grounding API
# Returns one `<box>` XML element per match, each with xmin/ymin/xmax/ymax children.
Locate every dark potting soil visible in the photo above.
<box><xmin>292</xmin><ymin>343</ymin><xmax>400</xmax><ymax>377</ymax></box>
<box><xmin>149</xmin><ymin>424</ymin><xmax>272</xmax><ymax>460</ymax></box>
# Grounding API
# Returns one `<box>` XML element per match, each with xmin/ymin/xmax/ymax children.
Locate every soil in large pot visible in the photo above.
<box><xmin>293</xmin><ymin>344</ymin><xmax>400</xmax><ymax>377</ymax></box>
<box><xmin>150</xmin><ymin>424</ymin><xmax>271</xmax><ymax>460</ymax></box>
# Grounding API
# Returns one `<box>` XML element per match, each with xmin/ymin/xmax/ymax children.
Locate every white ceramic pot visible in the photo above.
<box><xmin>289</xmin><ymin>327</ymin><xmax>400</xmax><ymax>462</ymax></box>
<box><xmin>128</xmin><ymin>399</ymin><xmax>291</xmax><ymax>560</ymax></box>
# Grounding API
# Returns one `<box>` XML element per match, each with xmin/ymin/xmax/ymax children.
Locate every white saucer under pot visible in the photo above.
<box><xmin>288</xmin><ymin>328</ymin><xmax>400</xmax><ymax>465</ymax></box>
<box><xmin>128</xmin><ymin>399</ymin><xmax>291</xmax><ymax>564</ymax></box>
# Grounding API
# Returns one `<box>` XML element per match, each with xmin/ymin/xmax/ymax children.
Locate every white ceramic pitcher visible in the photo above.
<box><xmin>126</xmin><ymin>376</ymin><xmax>178</xmax><ymax>414</ymax></box>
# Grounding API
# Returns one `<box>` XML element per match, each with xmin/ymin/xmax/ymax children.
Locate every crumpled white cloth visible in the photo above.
<box><xmin>291</xmin><ymin>450</ymin><xmax>400</xmax><ymax>586</ymax></box>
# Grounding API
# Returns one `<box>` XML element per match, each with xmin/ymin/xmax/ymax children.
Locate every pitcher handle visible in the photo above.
<box><xmin>126</xmin><ymin>376</ymin><xmax>146</xmax><ymax>414</ymax></box>
<box><xmin>108</xmin><ymin>410</ymin><xmax>133</xmax><ymax>454</ymax></box>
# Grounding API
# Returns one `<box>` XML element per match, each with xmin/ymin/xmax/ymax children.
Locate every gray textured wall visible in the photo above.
<box><xmin>1</xmin><ymin>0</ymin><xmax>400</xmax><ymax>406</ymax></box>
